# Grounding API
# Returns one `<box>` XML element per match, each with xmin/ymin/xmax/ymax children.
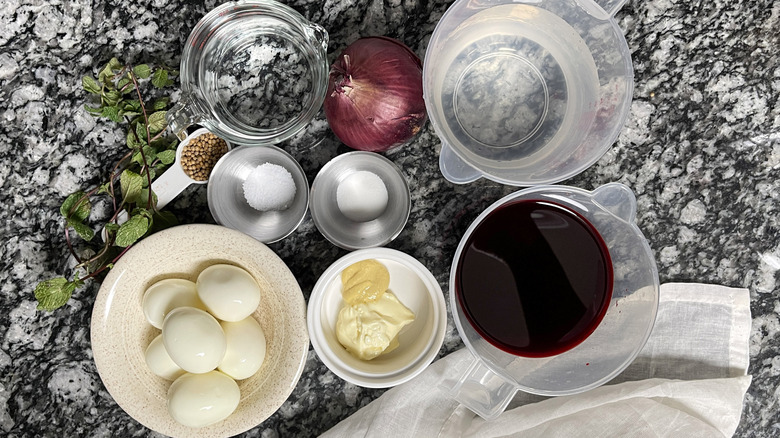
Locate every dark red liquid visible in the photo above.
<box><xmin>455</xmin><ymin>200</ymin><xmax>613</xmax><ymax>357</ymax></box>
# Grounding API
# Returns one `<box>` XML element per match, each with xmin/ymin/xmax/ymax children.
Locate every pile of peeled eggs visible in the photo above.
<box><xmin>142</xmin><ymin>264</ymin><xmax>266</xmax><ymax>428</ymax></box>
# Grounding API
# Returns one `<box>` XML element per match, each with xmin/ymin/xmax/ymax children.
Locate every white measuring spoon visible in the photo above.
<box><xmin>152</xmin><ymin>127</ymin><xmax>232</xmax><ymax>209</ymax></box>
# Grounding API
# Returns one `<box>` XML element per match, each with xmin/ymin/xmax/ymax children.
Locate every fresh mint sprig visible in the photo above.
<box><xmin>34</xmin><ymin>58</ymin><xmax>180</xmax><ymax>311</ymax></box>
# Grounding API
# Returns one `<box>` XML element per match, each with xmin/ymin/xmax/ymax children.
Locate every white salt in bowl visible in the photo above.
<box><xmin>307</xmin><ymin>248</ymin><xmax>447</xmax><ymax>388</ymax></box>
<box><xmin>208</xmin><ymin>146</ymin><xmax>309</xmax><ymax>243</ymax></box>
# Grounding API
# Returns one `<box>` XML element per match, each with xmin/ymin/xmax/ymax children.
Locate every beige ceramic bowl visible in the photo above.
<box><xmin>91</xmin><ymin>224</ymin><xmax>308</xmax><ymax>438</ymax></box>
<box><xmin>307</xmin><ymin>248</ymin><xmax>447</xmax><ymax>388</ymax></box>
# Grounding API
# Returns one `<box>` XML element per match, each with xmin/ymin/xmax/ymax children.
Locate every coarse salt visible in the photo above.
<box><xmin>243</xmin><ymin>163</ymin><xmax>296</xmax><ymax>211</ymax></box>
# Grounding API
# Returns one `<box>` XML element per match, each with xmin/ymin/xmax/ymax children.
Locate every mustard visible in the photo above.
<box><xmin>340</xmin><ymin>259</ymin><xmax>390</xmax><ymax>305</ymax></box>
<box><xmin>335</xmin><ymin>260</ymin><xmax>415</xmax><ymax>360</ymax></box>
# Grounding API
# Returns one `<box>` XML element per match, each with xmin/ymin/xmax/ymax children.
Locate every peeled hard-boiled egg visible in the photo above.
<box><xmin>145</xmin><ymin>334</ymin><xmax>185</xmax><ymax>381</ymax></box>
<box><xmin>162</xmin><ymin>307</ymin><xmax>226</xmax><ymax>374</ymax></box>
<box><xmin>218</xmin><ymin>317</ymin><xmax>267</xmax><ymax>380</ymax></box>
<box><xmin>142</xmin><ymin>278</ymin><xmax>206</xmax><ymax>329</ymax></box>
<box><xmin>167</xmin><ymin>371</ymin><xmax>240</xmax><ymax>428</ymax></box>
<box><xmin>196</xmin><ymin>264</ymin><xmax>261</xmax><ymax>322</ymax></box>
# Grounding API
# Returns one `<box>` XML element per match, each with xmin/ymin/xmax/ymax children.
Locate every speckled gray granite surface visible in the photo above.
<box><xmin>0</xmin><ymin>0</ymin><xmax>778</xmax><ymax>436</ymax></box>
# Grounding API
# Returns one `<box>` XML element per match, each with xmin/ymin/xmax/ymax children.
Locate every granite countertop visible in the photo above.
<box><xmin>1</xmin><ymin>0</ymin><xmax>778</xmax><ymax>436</ymax></box>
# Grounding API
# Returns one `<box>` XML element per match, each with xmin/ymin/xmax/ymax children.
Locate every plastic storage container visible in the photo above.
<box><xmin>424</xmin><ymin>0</ymin><xmax>634</xmax><ymax>185</ymax></box>
<box><xmin>446</xmin><ymin>183</ymin><xmax>659</xmax><ymax>419</ymax></box>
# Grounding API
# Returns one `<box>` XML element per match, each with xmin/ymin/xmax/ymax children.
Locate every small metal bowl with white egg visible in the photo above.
<box><xmin>307</xmin><ymin>247</ymin><xmax>447</xmax><ymax>388</ymax></box>
<box><xmin>207</xmin><ymin>146</ymin><xmax>309</xmax><ymax>243</ymax></box>
<box><xmin>310</xmin><ymin>151</ymin><xmax>411</xmax><ymax>250</ymax></box>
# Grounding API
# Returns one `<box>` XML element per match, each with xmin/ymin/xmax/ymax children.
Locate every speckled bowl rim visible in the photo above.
<box><xmin>307</xmin><ymin>248</ymin><xmax>447</xmax><ymax>388</ymax></box>
<box><xmin>90</xmin><ymin>224</ymin><xmax>309</xmax><ymax>438</ymax></box>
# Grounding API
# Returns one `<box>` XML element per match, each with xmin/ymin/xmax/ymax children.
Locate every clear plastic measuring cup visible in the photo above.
<box><xmin>167</xmin><ymin>0</ymin><xmax>329</xmax><ymax>146</ymax></box>
<box><xmin>423</xmin><ymin>0</ymin><xmax>634</xmax><ymax>185</ymax></box>
<box><xmin>447</xmin><ymin>183</ymin><xmax>659</xmax><ymax>419</ymax></box>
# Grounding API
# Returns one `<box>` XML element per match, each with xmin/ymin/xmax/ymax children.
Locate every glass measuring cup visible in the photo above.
<box><xmin>167</xmin><ymin>0</ymin><xmax>329</xmax><ymax>146</ymax></box>
<box><xmin>446</xmin><ymin>183</ymin><xmax>659</xmax><ymax>419</ymax></box>
<box><xmin>423</xmin><ymin>0</ymin><xmax>634</xmax><ymax>185</ymax></box>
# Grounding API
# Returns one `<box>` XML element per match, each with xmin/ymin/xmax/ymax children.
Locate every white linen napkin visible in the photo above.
<box><xmin>321</xmin><ymin>283</ymin><xmax>752</xmax><ymax>437</ymax></box>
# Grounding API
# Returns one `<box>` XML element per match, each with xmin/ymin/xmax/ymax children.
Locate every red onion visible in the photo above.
<box><xmin>324</xmin><ymin>36</ymin><xmax>427</xmax><ymax>152</ymax></box>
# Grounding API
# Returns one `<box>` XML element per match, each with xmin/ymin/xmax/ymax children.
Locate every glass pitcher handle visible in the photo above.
<box><xmin>307</xmin><ymin>23</ymin><xmax>329</xmax><ymax>52</ymax></box>
<box><xmin>166</xmin><ymin>94</ymin><xmax>200</xmax><ymax>141</ymax></box>
<box><xmin>446</xmin><ymin>357</ymin><xmax>518</xmax><ymax>420</ymax></box>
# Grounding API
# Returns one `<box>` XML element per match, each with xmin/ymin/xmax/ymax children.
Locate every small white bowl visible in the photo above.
<box><xmin>307</xmin><ymin>248</ymin><xmax>447</xmax><ymax>388</ymax></box>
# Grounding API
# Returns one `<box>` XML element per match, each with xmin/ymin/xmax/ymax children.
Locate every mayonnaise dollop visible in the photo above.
<box><xmin>335</xmin><ymin>260</ymin><xmax>415</xmax><ymax>360</ymax></box>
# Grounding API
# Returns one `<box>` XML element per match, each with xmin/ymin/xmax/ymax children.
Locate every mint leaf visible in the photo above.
<box><xmin>133</xmin><ymin>64</ymin><xmax>151</xmax><ymax>79</ymax></box>
<box><xmin>84</xmin><ymin>104</ymin><xmax>102</xmax><ymax>115</ymax></box>
<box><xmin>124</xmin><ymin>99</ymin><xmax>142</xmax><ymax>112</ymax></box>
<box><xmin>151</xmin><ymin>68</ymin><xmax>170</xmax><ymax>88</ymax></box>
<box><xmin>120</xmin><ymin>169</ymin><xmax>144</xmax><ymax>204</ymax></box>
<box><xmin>98</xmin><ymin>64</ymin><xmax>113</xmax><ymax>85</ymax></box>
<box><xmin>115</xmin><ymin>214</ymin><xmax>150</xmax><ymax>247</ymax></box>
<box><xmin>132</xmin><ymin>146</ymin><xmax>156</xmax><ymax>167</ymax></box>
<box><xmin>101</xmin><ymin>105</ymin><xmax>122</xmax><ymax>122</ymax></box>
<box><xmin>152</xmin><ymin>97</ymin><xmax>169</xmax><ymax>111</ymax></box>
<box><xmin>82</xmin><ymin>76</ymin><xmax>101</xmax><ymax>94</ymax></box>
<box><xmin>156</xmin><ymin>149</ymin><xmax>176</xmax><ymax>165</ymax></box>
<box><xmin>136</xmin><ymin>121</ymin><xmax>150</xmax><ymax>145</ymax></box>
<box><xmin>60</xmin><ymin>191</ymin><xmax>91</xmax><ymax>221</ymax></box>
<box><xmin>127</xmin><ymin>129</ymin><xmax>145</xmax><ymax>149</ymax></box>
<box><xmin>147</xmin><ymin>111</ymin><xmax>167</xmax><ymax>134</ymax></box>
<box><xmin>107</xmin><ymin>57</ymin><xmax>123</xmax><ymax>72</ymax></box>
<box><xmin>67</xmin><ymin>218</ymin><xmax>95</xmax><ymax>241</ymax></box>
<box><xmin>97</xmin><ymin>182</ymin><xmax>112</xmax><ymax>196</ymax></box>
<box><xmin>117</xmin><ymin>77</ymin><xmax>130</xmax><ymax>89</ymax></box>
<box><xmin>103</xmin><ymin>90</ymin><xmax>121</xmax><ymax>106</ymax></box>
<box><xmin>35</xmin><ymin>278</ymin><xmax>80</xmax><ymax>311</ymax></box>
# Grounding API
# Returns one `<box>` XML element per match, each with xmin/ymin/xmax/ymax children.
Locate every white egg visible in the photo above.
<box><xmin>145</xmin><ymin>334</ymin><xmax>185</xmax><ymax>381</ymax></box>
<box><xmin>162</xmin><ymin>307</ymin><xmax>226</xmax><ymax>374</ymax></box>
<box><xmin>142</xmin><ymin>278</ymin><xmax>206</xmax><ymax>329</ymax></box>
<box><xmin>196</xmin><ymin>264</ymin><xmax>261</xmax><ymax>322</ymax></box>
<box><xmin>218</xmin><ymin>317</ymin><xmax>267</xmax><ymax>380</ymax></box>
<box><xmin>167</xmin><ymin>371</ymin><xmax>240</xmax><ymax>428</ymax></box>
<box><xmin>336</xmin><ymin>170</ymin><xmax>389</xmax><ymax>222</ymax></box>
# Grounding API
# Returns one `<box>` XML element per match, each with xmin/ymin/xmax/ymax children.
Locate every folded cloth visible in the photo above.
<box><xmin>321</xmin><ymin>283</ymin><xmax>752</xmax><ymax>438</ymax></box>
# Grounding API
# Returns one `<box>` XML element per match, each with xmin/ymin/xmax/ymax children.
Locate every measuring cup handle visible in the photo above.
<box><xmin>592</xmin><ymin>182</ymin><xmax>637</xmax><ymax>223</ymax></box>
<box><xmin>151</xmin><ymin>164</ymin><xmax>192</xmax><ymax>210</ymax></box>
<box><xmin>445</xmin><ymin>356</ymin><xmax>518</xmax><ymax>420</ymax></box>
<box><xmin>166</xmin><ymin>95</ymin><xmax>200</xmax><ymax>141</ymax></box>
<box><xmin>307</xmin><ymin>23</ymin><xmax>329</xmax><ymax>52</ymax></box>
<box><xmin>439</xmin><ymin>142</ymin><xmax>483</xmax><ymax>184</ymax></box>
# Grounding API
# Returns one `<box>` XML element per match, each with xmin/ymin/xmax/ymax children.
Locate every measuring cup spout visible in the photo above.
<box><xmin>592</xmin><ymin>182</ymin><xmax>637</xmax><ymax>223</ymax></box>
<box><xmin>439</xmin><ymin>142</ymin><xmax>483</xmax><ymax>184</ymax></box>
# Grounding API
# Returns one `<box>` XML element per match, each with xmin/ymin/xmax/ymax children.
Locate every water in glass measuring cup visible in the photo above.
<box><xmin>431</xmin><ymin>4</ymin><xmax>600</xmax><ymax>165</ymax></box>
<box><xmin>202</xmin><ymin>16</ymin><xmax>319</xmax><ymax>132</ymax></box>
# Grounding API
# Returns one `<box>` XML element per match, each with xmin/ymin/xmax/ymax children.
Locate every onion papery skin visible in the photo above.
<box><xmin>324</xmin><ymin>37</ymin><xmax>427</xmax><ymax>153</ymax></box>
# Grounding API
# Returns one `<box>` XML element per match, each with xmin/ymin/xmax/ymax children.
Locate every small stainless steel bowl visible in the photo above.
<box><xmin>310</xmin><ymin>152</ymin><xmax>411</xmax><ymax>250</ymax></box>
<box><xmin>208</xmin><ymin>146</ymin><xmax>309</xmax><ymax>243</ymax></box>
